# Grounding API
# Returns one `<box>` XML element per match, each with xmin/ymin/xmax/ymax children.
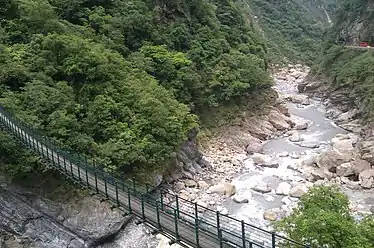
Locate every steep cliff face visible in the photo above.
<box><xmin>333</xmin><ymin>1</ymin><xmax>374</xmax><ymax>44</ymax></box>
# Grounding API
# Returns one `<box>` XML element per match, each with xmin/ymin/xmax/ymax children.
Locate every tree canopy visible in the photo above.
<box><xmin>0</xmin><ymin>0</ymin><xmax>272</xmax><ymax>179</ymax></box>
<box><xmin>275</xmin><ymin>185</ymin><xmax>374</xmax><ymax>247</ymax></box>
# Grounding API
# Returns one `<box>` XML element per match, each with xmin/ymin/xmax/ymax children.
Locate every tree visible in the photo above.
<box><xmin>275</xmin><ymin>185</ymin><xmax>372</xmax><ymax>248</ymax></box>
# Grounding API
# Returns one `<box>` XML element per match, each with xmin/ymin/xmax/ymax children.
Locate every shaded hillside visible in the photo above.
<box><xmin>245</xmin><ymin>0</ymin><xmax>337</xmax><ymax>65</ymax></box>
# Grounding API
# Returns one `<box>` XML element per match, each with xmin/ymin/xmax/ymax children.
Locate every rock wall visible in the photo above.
<box><xmin>164</xmin><ymin>128</ymin><xmax>210</xmax><ymax>183</ymax></box>
<box><xmin>0</xmin><ymin>180</ymin><xmax>155</xmax><ymax>248</ymax></box>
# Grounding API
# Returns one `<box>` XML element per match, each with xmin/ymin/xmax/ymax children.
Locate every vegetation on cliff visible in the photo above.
<box><xmin>313</xmin><ymin>0</ymin><xmax>374</xmax><ymax>119</ymax></box>
<box><xmin>0</xmin><ymin>0</ymin><xmax>272</xmax><ymax>178</ymax></box>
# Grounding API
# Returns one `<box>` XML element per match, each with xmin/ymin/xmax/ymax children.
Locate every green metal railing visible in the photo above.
<box><xmin>0</xmin><ymin>106</ymin><xmax>310</xmax><ymax>248</ymax></box>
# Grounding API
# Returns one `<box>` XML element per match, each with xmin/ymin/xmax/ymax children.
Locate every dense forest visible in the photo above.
<box><xmin>0</xmin><ymin>0</ymin><xmax>272</xmax><ymax>180</ymax></box>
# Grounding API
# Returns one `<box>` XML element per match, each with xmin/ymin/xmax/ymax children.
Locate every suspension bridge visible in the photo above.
<box><xmin>0</xmin><ymin>106</ymin><xmax>310</xmax><ymax>248</ymax></box>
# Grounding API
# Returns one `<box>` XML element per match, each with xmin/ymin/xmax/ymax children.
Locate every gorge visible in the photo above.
<box><xmin>1</xmin><ymin>0</ymin><xmax>374</xmax><ymax>247</ymax></box>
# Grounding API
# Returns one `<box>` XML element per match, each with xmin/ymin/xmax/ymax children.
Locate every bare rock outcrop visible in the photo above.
<box><xmin>0</xmin><ymin>184</ymin><xmax>133</xmax><ymax>248</ymax></box>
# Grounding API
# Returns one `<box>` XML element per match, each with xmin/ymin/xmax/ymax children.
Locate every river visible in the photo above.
<box><xmin>220</xmin><ymin>66</ymin><xmax>374</xmax><ymax>229</ymax></box>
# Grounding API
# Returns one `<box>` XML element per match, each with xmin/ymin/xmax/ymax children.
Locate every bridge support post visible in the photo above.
<box><xmin>216</xmin><ymin>211</ymin><xmax>220</xmax><ymax>236</ymax></box>
<box><xmin>173</xmin><ymin>209</ymin><xmax>180</xmax><ymax>242</ymax></box>
<box><xmin>70</xmin><ymin>160</ymin><xmax>74</xmax><ymax>177</ymax></box>
<box><xmin>218</xmin><ymin>229</ymin><xmax>223</xmax><ymax>248</ymax></box>
<box><xmin>241</xmin><ymin>220</ymin><xmax>246</xmax><ymax>248</ymax></box>
<box><xmin>160</xmin><ymin>191</ymin><xmax>164</xmax><ymax>211</ymax></box>
<box><xmin>115</xmin><ymin>179</ymin><xmax>120</xmax><ymax>207</ymax></box>
<box><xmin>271</xmin><ymin>232</ymin><xmax>276</xmax><ymax>248</ymax></box>
<box><xmin>156</xmin><ymin>201</ymin><xmax>161</xmax><ymax>230</ymax></box>
<box><xmin>175</xmin><ymin>195</ymin><xmax>180</xmax><ymax>219</ymax></box>
<box><xmin>104</xmin><ymin>176</ymin><xmax>109</xmax><ymax>199</ymax></box>
<box><xmin>194</xmin><ymin>203</ymin><xmax>199</xmax><ymax>247</ymax></box>
<box><xmin>93</xmin><ymin>161</ymin><xmax>99</xmax><ymax>194</ymax></box>
<box><xmin>132</xmin><ymin>178</ymin><xmax>136</xmax><ymax>192</ymax></box>
<box><xmin>77</xmin><ymin>156</ymin><xmax>81</xmax><ymax>182</ymax></box>
<box><xmin>127</xmin><ymin>187</ymin><xmax>132</xmax><ymax>214</ymax></box>
<box><xmin>46</xmin><ymin>144</ymin><xmax>50</xmax><ymax>162</ymax></box>
<box><xmin>85</xmin><ymin>167</ymin><xmax>89</xmax><ymax>187</ymax></box>
<box><xmin>141</xmin><ymin>195</ymin><xmax>146</xmax><ymax>221</ymax></box>
<box><xmin>57</xmin><ymin>151</ymin><xmax>61</xmax><ymax>169</ymax></box>
<box><xmin>63</xmin><ymin>156</ymin><xmax>67</xmax><ymax>174</ymax></box>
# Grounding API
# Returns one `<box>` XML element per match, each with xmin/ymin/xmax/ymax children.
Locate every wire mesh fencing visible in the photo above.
<box><xmin>0</xmin><ymin>106</ymin><xmax>310</xmax><ymax>248</ymax></box>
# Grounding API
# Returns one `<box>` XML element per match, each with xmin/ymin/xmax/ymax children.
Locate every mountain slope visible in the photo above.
<box><xmin>244</xmin><ymin>0</ymin><xmax>337</xmax><ymax>65</ymax></box>
<box><xmin>0</xmin><ymin>0</ymin><xmax>271</xmax><ymax>179</ymax></box>
<box><xmin>312</xmin><ymin>0</ymin><xmax>374</xmax><ymax>119</ymax></box>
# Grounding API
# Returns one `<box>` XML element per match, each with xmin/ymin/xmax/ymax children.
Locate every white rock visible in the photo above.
<box><xmin>184</xmin><ymin>180</ymin><xmax>197</xmax><ymax>188</ymax></box>
<box><xmin>208</xmin><ymin>182</ymin><xmax>236</xmax><ymax>197</ymax></box>
<box><xmin>175</xmin><ymin>182</ymin><xmax>185</xmax><ymax>191</ymax></box>
<box><xmin>252</xmin><ymin>153</ymin><xmax>279</xmax><ymax>168</ymax></box>
<box><xmin>265</xmin><ymin>195</ymin><xmax>275</xmax><ymax>202</ymax></box>
<box><xmin>276</xmin><ymin>182</ymin><xmax>292</xmax><ymax>196</ymax></box>
<box><xmin>289</xmin><ymin>132</ymin><xmax>301</xmax><ymax>142</ymax></box>
<box><xmin>278</xmin><ymin>151</ymin><xmax>289</xmax><ymax>157</ymax></box>
<box><xmin>232</xmin><ymin>192</ymin><xmax>251</xmax><ymax>203</ymax></box>
<box><xmin>290</xmin><ymin>185</ymin><xmax>308</xmax><ymax>198</ymax></box>
<box><xmin>281</xmin><ymin>196</ymin><xmax>292</xmax><ymax>205</ymax></box>
<box><xmin>217</xmin><ymin>206</ymin><xmax>229</xmax><ymax>215</ymax></box>
<box><xmin>252</xmin><ymin>183</ymin><xmax>272</xmax><ymax>194</ymax></box>
<box><xmin>198</xmin><ymin>181</ymin><xmax>209</xmax><ymax>189</ymax></box>
<box><xmin>263</xmin><ymin>211</ymin><xmax>277</xmax><ymax>221</ymax></box>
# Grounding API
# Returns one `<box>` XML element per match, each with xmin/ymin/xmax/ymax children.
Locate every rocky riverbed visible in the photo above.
<box><xmin>168</xmin><ymin>64</ymin><xmax>374</xmax><ymax>230</ymax></box>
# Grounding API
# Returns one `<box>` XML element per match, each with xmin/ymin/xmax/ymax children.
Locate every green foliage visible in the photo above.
<box><xmin>0</xmin><ymin>0</ymin><xmax>272</xmax><ymax>178</ymax></box>
<box><xmin>244</xmin><ymin>0</ymin><xmax>336</xmax><ymax>65</ymax></box>
<box><xmin>275</xmin><ymin>185</ymin><xmax>374</xmax><ymax>247</ymax></box>
<box><xmin>314</xmin><ymin>44</ymin><xmax>374</xmax><ymax>119</ymax></box>
<box><xmin>0</xmin><ymin>130</ymin><xmax>43</xmax><ymax>179</ymax></box>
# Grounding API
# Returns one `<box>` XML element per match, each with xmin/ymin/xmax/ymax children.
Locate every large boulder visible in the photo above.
<box><xmin>359</xmin><ymin>139</ymin><xmax>374</xmax><ymax>164</ymax></box>
<box><xmin>267</xmin><ymin>108</ymin><xmax>291</xmax><ymax>131</ymax></box>
<box><xmin>252</xmin><ymin>153</ymin><xmax>279</xmax><ymax>168</ymax></box>
<box><xmin>331</xmin><ymin>136</ymin><xmax>355</xmax><ymax>153</ymax></box>
<box><xmin>289</xmin><ymin>185</ymin><xmax>308</xmax><ymax>198</ymax></box>
<box><xmin>263</xmin><ymin>211</ymin><xmax>277</xmax><ymax>221</ymax></box>
<box><xmin>245</xmin><ymin>136</ymin><xmax>264</xmax><ymax>154</ymax></box>
<box><xmin>316</xmin><ymin>150</ymin><xmax>350</xmax><ymax>172</ymax></box>
<box><xmin>285</xmin><ymin>94</ymin><xmax>310</xmax><ymax>105</ymax></box>
<box><xmin>352</xmin><ymin>159</ymin><xmax>372</xmax><ymax>174</ymax></box>
<box><xmin>275</xmin><ymin>182</ymin><xmax>291</xmax><ymax>196</ymax></box>
<box><xmin>310</xmin><ymin>168</ymin><xmax>334</xmax><ymax>182</ymax></box>
<box><xmin>208</xmin><ymin>183</ymin><xmax>236</xmax><ymax>197</ymax></box>
<box><xmin>184</xmin><ymin>180</ymin><xmax>197</xmax><ymax>188</ymax></box>
<box><xmin>252</xmin><ymin>183</ymin><xmax>272</xmax><ymax>194</ymax></box>
<box><xmin>291</xmin><ymin>115</ymin><xmax>310</xmax><ymax>130</ymax></box>
<box><xmin>232</xmin><ymin>192</ymin><xmax>251</xmax><ymax>204</ymax></box>
<box><xmin>336</xmin><ymin>163</ymin><xmax>355</xmax><ymax>177</ymax></box>
<box><xmin>289</xmin><ymin>132</ymin><xmax>301</xmax><ymax>142</ymax></box>
<box><xmin>0</xmin><ymin>185</ymin><xmax>131</xmax><ymax>248</ymax></box>
<box><xmin>359</xmin><ymin>169</ymin><xmax>374</xmax><ymax>189</ymax></box>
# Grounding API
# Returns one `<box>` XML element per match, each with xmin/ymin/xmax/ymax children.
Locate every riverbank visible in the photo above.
<box><xmin>167</xmin><ymin>63</ymin><xmax>374</xmax><ymax>232</ymax></box>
